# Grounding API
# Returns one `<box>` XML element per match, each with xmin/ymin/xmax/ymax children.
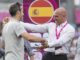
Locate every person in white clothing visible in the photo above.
<box><xmin>20</xmin><ymin>7</ymin><xmax>75</xmax><ymax>60</ymax></box>
<box><xmin>2</xmin><ymin>2</ymin><xmax>47</xmax><ymax>60</ymax></box>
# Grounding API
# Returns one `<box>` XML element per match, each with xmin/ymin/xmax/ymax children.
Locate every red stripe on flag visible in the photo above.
<box><xmin>31</xmin><ymin>17</ymin><xmax>51</xmax><ymax>24</ymax></box>
<box><xmin>31</xmin><ymin>0</ymin><xmax>51</xmax><ymax>7</ymax></box>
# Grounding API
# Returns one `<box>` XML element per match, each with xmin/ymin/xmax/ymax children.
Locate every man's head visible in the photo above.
<box><xmin>54</xmin><ymin>7</ymin><xmax>67</xmax><ymax>24</ymax></box>
<box><xmin>9</xmin><ymin>2</ymin><xmax>24</xmax><ymax>20</ymax></box>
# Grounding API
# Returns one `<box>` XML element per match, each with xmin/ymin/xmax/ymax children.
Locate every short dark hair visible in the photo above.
<box><xmin>9</xmin><ymin>2</ymin><xmax>21</xmax><ymax>16</ymax></box>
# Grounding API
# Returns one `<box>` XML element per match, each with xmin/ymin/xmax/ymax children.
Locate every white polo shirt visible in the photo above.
<box><xmin>2</xmin><ymin>18</ymin><xmax>26</xmax><ymax>60</ymax></box>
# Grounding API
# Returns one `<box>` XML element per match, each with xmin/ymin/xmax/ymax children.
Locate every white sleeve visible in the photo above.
<box><xmin>14</xmin><ymin>23</ymin><xmax>26</xmax><ymax>37</ymax></box>
<box><xmin>49</xmin><ymin>27</ymin><xmax>75</xmax><ymax>47</ymax></box>
<box><xmin>20</xmin><ymin>22</ymin><xmax>48</xmax><ymax>33</ymax></box>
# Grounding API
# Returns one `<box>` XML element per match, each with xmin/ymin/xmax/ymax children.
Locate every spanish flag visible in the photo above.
<box><xmin>29</xmin><ymin>0</ymin><xmax>54</xmax><ymax>24</ymax></box>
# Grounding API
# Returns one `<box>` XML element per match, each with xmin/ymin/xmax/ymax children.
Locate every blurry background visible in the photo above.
<box><xmin>0</xmin><ymin>0</ymin><xmax>80</xmax><ymax>28</ymax></box>
<box><xmin>60</xmin><ymin>0</ymin><xmax>80</xmax><ymax>31</ymax></box>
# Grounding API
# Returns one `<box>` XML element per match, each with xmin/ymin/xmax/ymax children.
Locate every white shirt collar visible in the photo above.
<box><xmin>10</xmin><ymin>17</ymin><xmax>20</xmax><ymax>22</ymax></box>
<box><xmin>58</xmin><ymin>21</ymin><xmax>67</xmax><ymax>27</ymax></box>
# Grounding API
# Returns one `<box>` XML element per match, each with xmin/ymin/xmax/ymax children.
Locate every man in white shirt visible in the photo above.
<box><xmin>2</xmin><ymin>2</ymin><xmax>47</xmax><ymax>60</ymax></box>
<box><xmin>20</xmin><ymin>7</ymin><xmax>75</xmax><ymax>60</ymax></box>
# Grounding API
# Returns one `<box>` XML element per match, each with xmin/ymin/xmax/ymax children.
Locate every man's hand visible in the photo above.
<box><xmin>36</xmin><ymin>40</ymin><xmax>49</xmax><ymax>49</ymax></box>
<box><xmin>41</xmin><ymin>40</ymin><xmax>48</xmax><ymax>47</ymax></box>
<box><xmin>3</xmin><ymin>17</ymin><xmax>9</xmax><ymax>24</ymax></box>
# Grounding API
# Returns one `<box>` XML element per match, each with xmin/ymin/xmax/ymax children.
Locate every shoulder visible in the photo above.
<box><xmin>8</xmin><ymin>21</ymin><xmax>24</xmax><ymax>30</ymax></box>
<box><xmin>47</xmin><ymin>22</ymin><xmax>56</xmax><ymax>28</ymax></box>
<box><xmin>66</xmin><ymin>24</ymin><xmax>75</xmax><ymax>32</ymax></box>
<box><xmin>12</xmin><ymin>21</ymin><xmax>22</xmax><ymax>26</ymax></box>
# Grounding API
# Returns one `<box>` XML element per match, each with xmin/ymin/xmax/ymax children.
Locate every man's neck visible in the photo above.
<box><xmin>56</xmin><ymin>20</ymin><xmax>66</xmax><ymax>26</ymax></box>
<box><xmin>13</xmin><ymin>16</ymin><xmax>20</xmax><ymax>21</ymax></box>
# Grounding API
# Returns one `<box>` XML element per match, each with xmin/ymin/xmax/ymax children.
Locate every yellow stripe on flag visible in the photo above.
<box><xmin>29</xmin><ymin>7</ymin><xmax>54</xmax><ymax>17</ymax></box>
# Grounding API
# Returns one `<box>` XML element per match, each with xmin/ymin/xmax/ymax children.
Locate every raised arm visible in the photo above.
<box><xmin>20</xmin><ymin>22</ymin><xmax>48</xmax><ymax>33</ymax></box>
<box><xmin>21</xmin><ymin>32</ymin><xmax>46</xmax><ymax>43</ymax></box>
<box><xmin>14</xmin><ymin>23</ymin><xmax>47</xmax><ymax>43</ymax></box>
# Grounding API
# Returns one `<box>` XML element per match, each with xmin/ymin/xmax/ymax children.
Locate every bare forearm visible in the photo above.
<box><xmin>27</xmin><ymin>34</ymin><xmax>45</xmax><ymax>43</ymax></box>
<box><xmin>21</xmin><ymin>32</ymin><xmax>45</xmax><ymax>43</ymax></box>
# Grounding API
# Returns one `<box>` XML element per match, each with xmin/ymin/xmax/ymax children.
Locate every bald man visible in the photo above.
<box><xmin>19</xmin><ymin>7</ymin><xmax>75</xmax><ymax>60</ymax></box>
<box><xmin>5</xmin><ymin>7</ymin><xmax>75</xmax><ymax>60</ymax></box>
